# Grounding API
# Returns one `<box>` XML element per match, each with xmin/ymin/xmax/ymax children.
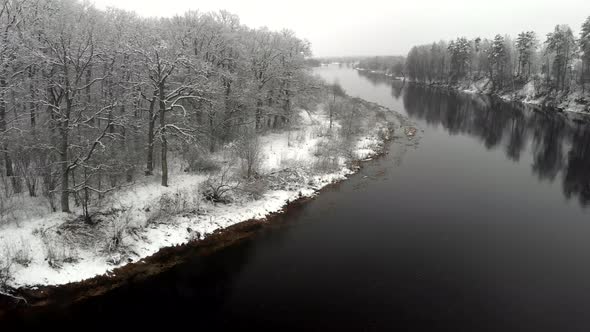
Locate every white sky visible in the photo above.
<box><xmin>91</xmin><ymin>0</ymin><xmax>590</xmax><ymax>57</ymax></box>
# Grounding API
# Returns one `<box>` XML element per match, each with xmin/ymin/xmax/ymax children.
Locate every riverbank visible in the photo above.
<box><xmin>0</xmin><ymin>96</ymin><xmax>417</xmax><ymax>310</ymax></box>
<box><xmin>354</xmin><ymin>68</ymin><xmax>590</xmax><ymax>115</ymax></box>
<box><xmin>0</xmin><ymin>194</ymin><xmax>324</xmax><ymax>314</ymax></box>
<box><xmin>457</xmin><ymin>78</ymin><xmax>590</xmax><ymax>115</ymax></box>
<box><xmin>444</xmin><ymin>80</ymin><xmax>587</xmax><ymax>114</ymax></box>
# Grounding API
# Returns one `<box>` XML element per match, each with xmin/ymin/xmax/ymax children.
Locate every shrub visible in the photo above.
<box><xmin>184</xmin><ymin>153</ymin><xmax>221</xmax><ymax>174</ymax></box>
<box><xmin>105</xmin><ymin>209</ymin><xmax>133</xmax><ymax>253</ymax></box>
<box><xmin>203</xmin><ymin>165</ymin><xmax>239</xmax><ymax>203</ymax></box>
<box><xmin>41</xmin><ymin>167</ymin><xmax>58</xmax><ymax>213</ymax></box>
<box><xmin>313</xmin><ymin>139</ymin><xmax>342</xmax><ymax>173</ymax></box>
<box><xmin>146</xmin><ymin>187</ymin><xmax>201</xmax><ymax>224</ymax></box>
<box><xmin>265</xmin><ymin>168</ymin><xmax>307</xmax><ymax>191</ymax></box>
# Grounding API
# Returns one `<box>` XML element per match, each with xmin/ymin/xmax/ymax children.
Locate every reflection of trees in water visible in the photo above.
<box><xmin>401</xmin><ymin>84</ymin><xmax>590</xmax><ymax>207</ymax></box>
<box><xmin>529</xmin><ymin>113</ymin><xmax>567</xmax><ymax>181</ymax></box>
<box><xmin>391</xmin><ymin>81</ymin><xmax>404</xmax><ymax>99</ymax></box>
<box><xmin>563</xmin><ymin>125</ymin><xmax>590</xmax><ymax>206</ymax></box>
<box><xmin>505</xmin><ymin>104</ymin><xmax>527</xmax><ymax>162</ymax></box>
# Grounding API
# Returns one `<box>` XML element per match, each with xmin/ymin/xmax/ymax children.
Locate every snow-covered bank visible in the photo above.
<box><xmin>456</xmin><ymin>78</ymin><xmax>590</xmax><ymax>115</ymax></box>
<box><xmin>362</xmin><ymin>67</ymin><xmax>590</xmax><ymax>115</ymax></box>
<box><xmin>413</xmin><ymin>77</ymin><xmax>590</xmax><ymax>115</ymax></box>
<box><xmin>0</xmin><ymin>103</ymin><xmax>410</xmax><ymax>290</ymax></box>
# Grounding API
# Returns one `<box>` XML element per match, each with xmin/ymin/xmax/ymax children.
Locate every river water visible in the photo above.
<box><xmin>9</xmin><ymin>64</ymin><xmax>590</xmax><ymax>330</ymax></box>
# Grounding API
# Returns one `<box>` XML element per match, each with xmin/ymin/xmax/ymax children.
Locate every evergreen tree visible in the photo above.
<box><xmin>448</xmin><ymin>37</ymin><xmax>471</xmax><ymax>82</ymax></box>
<box><xmin>488</xmin><ymin>35</ymin><xmax>508</xmax><ymax>89</ymax></box>
<box><xmin>545</xmin><ymin>25</ymin><xmax>577</xmax><ymax>91</ymax></box>
<box><xmin>516</xmin><ymin>31</ymin><xmax>537</xmax><ymax>79</ymax></box>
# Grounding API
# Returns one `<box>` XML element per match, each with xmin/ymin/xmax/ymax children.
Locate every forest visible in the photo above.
<box><xmin>0</xmin><ymin>0</ymin><xmax>397</xmax><ymax>291</ymax></box>
<box><xmin>0</xmin><ymin>0</ymin><xmax>318</xmax><ymax>217</ymax></box>
<box><xmin>403</xmin><ymin>17</ymin><xmax>590</xmax><ymax>110</ymax></box>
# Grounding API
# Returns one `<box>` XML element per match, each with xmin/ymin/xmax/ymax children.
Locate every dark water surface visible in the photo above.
<box><xmin>8</xmin><ymin>64</ymin><xmax>590</xmax><ymax>330</ymax></box>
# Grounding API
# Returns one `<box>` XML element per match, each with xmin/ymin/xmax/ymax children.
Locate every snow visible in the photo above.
<box><xmin>0</xmin><ymin>106</ymin><xmax>397</xmax><ymax>289</ymax></box>
<box><xmin>456</xmin><ymin>77</ymin><xmax>589</xmax><ymax>115</ymax></box>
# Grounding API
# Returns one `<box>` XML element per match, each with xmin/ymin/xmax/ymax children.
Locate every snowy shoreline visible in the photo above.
<box><xmin>354</xmin><ymin>68</ymin><xmax>590</xmax><ymax>116</ymax></box>
<box><xmin>0</xmin><ymin>102</ymin><xmax>412</xmax><ymax>294</ymax></box>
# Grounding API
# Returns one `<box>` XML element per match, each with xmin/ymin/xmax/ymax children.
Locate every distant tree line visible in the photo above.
<box><xmin>0</xmin><ymin>0</ymin><xmax>317</xmax><ymax>217</ymax></box>
<box><xmin>404</xmin><ymin>16</ymin><xmax>590</xmax><ymax>94</ymax></box>
<box><xmin>356</xmin><ymin>56</ymin><xmax>406</xmax><ymax>78</ymax></box>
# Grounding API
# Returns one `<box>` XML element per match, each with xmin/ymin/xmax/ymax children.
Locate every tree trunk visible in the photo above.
<box><xmin>583</xmin><ymin>61</ymin><xmax>586</xmax><ymax>94</ymax></box>
<box><xmin>209</xmin><ymin>109</ymin><xmax>215</xmax><ymax>153</ymax></box>
<box><xmin>60</xmin><ymin>99</ymin><xmax>71</xmax><ymax>213</ymax></box>
<box><xmin>145</xmin><ymin>97</ymin><xmax>156</xmax><ymax>175</ymax></box>
<box><xmin>29</xmin><ymin>67</ymin><xmax>36</xmax><ymax>129</ymax></box>
<box><xmin>159</xmin><ymin>84</ymin><xmax>168</xmax><ymax>187</ymax></box>
<box><xmin>255</xmin><ymin>98</ymin><xmax>263</xmax><ymax>131</ymax></box>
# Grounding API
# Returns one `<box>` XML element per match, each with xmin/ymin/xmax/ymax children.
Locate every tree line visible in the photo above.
<box><xmin>0</xmin><ymin>0</ymin><xmax>317</xmax><ymax>217</ymax></box>
<box><xmin>356</xmin><ymin>56</ymin><xmax>405</xmax><ymax>78</ymax></box>
<box><xmin>404</xmin><ymin>16</ymin><xmax>590</xmax><ymax>94</ymax></box>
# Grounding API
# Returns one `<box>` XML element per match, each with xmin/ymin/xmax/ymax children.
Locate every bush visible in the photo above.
<box><xmin>313</xmin><ymin>139</ymin><xmax>342</xmax><ymax>173</ymax></box>
<box><xmin>203</xmin><ymin>166</ymin><xmax>239</xmax><ymax>203</ymax></box>
<box><xmin>105</xmin><ymin>208</ymin><xmax>133</xmax><ymax>253</ymax></box>
<box><xmin>146</xmin><ymin>187</ymin><xmax>201</xmax><ymax>224</ymax></box>
<box><xmin>184</xmin><ymin>152</ymin><xmax>221</xmax><ymax>174</ymax></box>
<box><xmin>265</xmin><ymin>168</ymin><xmax>307</xmax><ymax>191</ymax></box>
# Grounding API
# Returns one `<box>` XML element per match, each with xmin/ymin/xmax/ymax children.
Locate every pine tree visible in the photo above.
<box><xmin>516</xmin><ymin>31</ymin><xmax>537</xmax><ymax>79</ymax></box>
<box><xmin>545</xmin><ymin>25</ymin><xmax>577</xmax><ymax>92</ymax></box>
<box><xmin>448</xmin><ymin>37</ymin><xmax>471</xmax><ymax>82</ymax></box>
<box><xmin>488</xmin><ymin>35</ymin><xmax>508</xmax><ymax>89</ymax></box>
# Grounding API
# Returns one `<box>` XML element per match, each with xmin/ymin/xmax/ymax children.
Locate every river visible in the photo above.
<box><xmin>8</xmin><ymin>64</ymin><xmax>590</xmax><ymax>331</ymax></box>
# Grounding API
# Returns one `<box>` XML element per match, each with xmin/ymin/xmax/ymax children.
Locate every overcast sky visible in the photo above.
<box><xmin>92</xmin><ymin>0</ymin><xmax>590</xmax><ymax>57</ymax></box>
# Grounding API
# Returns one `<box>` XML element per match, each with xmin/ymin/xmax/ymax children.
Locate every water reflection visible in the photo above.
<box><xmin>394</xmin><ymin>81</ymin><xmax>590</xmax><ymax>207</ymax></box>
<box><xmin>563</xmin><ymin>124</ymin><xmax>590</xmax><ymax>205</ymax></box>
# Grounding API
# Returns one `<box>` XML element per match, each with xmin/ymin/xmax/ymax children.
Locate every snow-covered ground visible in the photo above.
<box><xmin>0</xmin><ymin>105</ymin><xmax>400</xmax><ymax>289</ymax></box>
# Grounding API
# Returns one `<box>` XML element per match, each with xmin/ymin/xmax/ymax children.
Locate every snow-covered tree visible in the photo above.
<box><xmin>545</xmin><ymin>24</ymin><xmax>577</xmax><ymax>91</ymax></box>
<box><xmin>448</xmin><ymin>37</ymin><xmax>471</xmax><ymax>82</ymax></box>
<box><xmin>488</xmin><ymin>35</ymin><xmax>508</xmax><ymax>89</ymax></box>
<box><xmin>516</xmin><ymin>31</ymin><xmax>538</xmax><ymax>79</ymax></box>
<box><xmin>0</xmin><ymin>0</ymin><xmax>316</xmax><ymax>221</ymax></box>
